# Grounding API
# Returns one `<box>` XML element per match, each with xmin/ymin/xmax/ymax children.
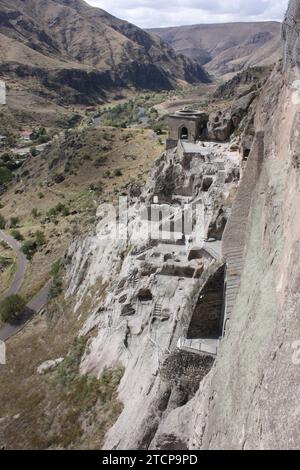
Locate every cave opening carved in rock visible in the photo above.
<box><xmin>137</xmin><ymin>288</ymin><xmax>153</xmax><ymax>302</ymax></box>
<box><xmin>187</xmin><ymin>265</ymin><xmax>226</xmax><ymax>339</ymax></box>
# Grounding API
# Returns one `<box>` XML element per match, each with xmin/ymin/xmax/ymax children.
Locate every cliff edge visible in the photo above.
<box><xmin>152</xmin><ymin>0</ymin><xmax>300</xmax><ymax>450</ymax></box>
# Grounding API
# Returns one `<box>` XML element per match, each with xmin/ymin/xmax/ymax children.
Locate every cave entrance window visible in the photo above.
<box><xmin>243</xmin><ymin>149</ymin><xmax>250</xmax><ymax>161</ymax></box>
<box><xmin>180</xmin><ymin>127</ymin><xmax>188</xmax><ymax>140</ymax></box>
<box><xmin>187</xmin><ymin>265</ymin><xmax>226</xmax><ymax>339</ymax></box>
<box><xmin>137</xmin><ymin>288</ymin><xmax>153</xmax><ymax>303</ymax></box>
<box><xmin>198</xmin><ymin>122</ymin><xmax>208</xmax><ymax>140</ymax></box>
<box><xmin>202</xmin><ymin>177</ymin><xmax>213</xmax><ymax>192</ymax></box>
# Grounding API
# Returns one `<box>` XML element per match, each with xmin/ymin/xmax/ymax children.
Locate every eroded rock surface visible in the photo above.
<box><xmin>65</xmin><ymin>138</ymin><xmax>240</xmax><ymax>449</ymax></box>
<box><xmin>152</xmin><ymin>0</ymin><xmax>300</xmax><ymax>450</ymax></box>
<box><xmin>64</xmin><ymin>0</ymin><xmax>300</xmax><ymax>450</ymax></box>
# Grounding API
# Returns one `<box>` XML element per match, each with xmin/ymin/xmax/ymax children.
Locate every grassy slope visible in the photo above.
<box><xmin>0</xmin><ymin>126</ymin><xmax>163</xmax><ymax>301</ymax></box>
<box><xmin>0</xmin><ymin>123</ymin><xmax>163</xmax><ymax>449</ymax></box>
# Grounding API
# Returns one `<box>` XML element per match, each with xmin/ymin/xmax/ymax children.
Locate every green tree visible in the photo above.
<box><xmin>114</xmin><ymin>169</ymin><xmax>123</xmax><ymax>177</ymax></box>
<box><xmin>21</xmin><ymin>240</ymin><xmax>37</xmax><ymax>260</ymax></box>
<box><xmin>30</xmin><ymin>146</ymin><xmax>38</xmax><ymax>157</ymax></box>
<box><xmin>0</xmin><ymin>214</ymin><xmax>5</xmax><ymax>229</ymax></box>
<box><xmin>152</xmin><ymin>123</ymin><xmax>163</xmax><ymax>135</ymax></box>
<box><xmin>0</xmin><ymin>166</ymin><xmax>13</xmax><ymax>184</ymax></box>
<box><xmin>0</xmin><ymin>294</ymin><xmax>26</xmax><ymax>323</ymax></box>
<box><xmin>51</xmin><ymin>259</ymin><xmax>63</xmax><ymax>277</ymax></box>
<box><xmin>10</xmin><ymin>216</ymin><xmax>19</xmax><ymax>228</ymax></box>
<box><xmin>37</xmin><ymin>127</ymin><xmax>46</xmax><ymax>136</ymax></box>
<box><xmin>35</xmin><ymin>230</ymin><xmax>46</xmax><ymax>246</ymax></box>
<box><xmin>31</xmin><ymin>207</ymin><xmax>39</xmax><ymax>218</ymax></box>
<box><xmin>103</xmin><ymin>170</ymin><xmax>111</xmax><ymax>179</ymax></box>
<box><xmin>10</xmin><ymin>229</ymin><xmax>24</xmax><ymax>241</ymax></box>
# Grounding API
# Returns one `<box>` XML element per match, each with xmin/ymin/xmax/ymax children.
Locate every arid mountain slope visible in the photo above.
<box><xmin>0</xmin><ymin>0</ymin><xmax>209</xmax><ymax>105</ymax></box>
<box><xmin>149</xmin><ymin>22</ymin><xmax>281</xmax><ymax>77</ymax></box>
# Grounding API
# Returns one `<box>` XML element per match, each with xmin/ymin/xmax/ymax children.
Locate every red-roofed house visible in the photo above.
<box><xmin>20</xmin><ymin>130</ymin><xmax>35</xmax><ymax>141</ymax></box>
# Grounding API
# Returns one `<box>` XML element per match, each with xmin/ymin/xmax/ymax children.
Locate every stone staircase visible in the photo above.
<box><xmin>203</xmin><ymin>241</ymin><xmax>222</xmax><ymax>261</ymax></box>
<box><xmin>222</xmin><ymin>132</ymin><xmax>264</xmax><ymax>335</ymax></box>
<box><xmin>177</xmin><ymin>336</ymin><xmax>220</xmax><ymax>357</ymax></box>
<box><xmin>153</xmin><ymin>302</ymin><xmax>162</xmax><ymax>317</ymax></box>
<box><xmin>223</xmin><ymin>247</ymin><xmax>245</xmax><ymax>334</ymax></box>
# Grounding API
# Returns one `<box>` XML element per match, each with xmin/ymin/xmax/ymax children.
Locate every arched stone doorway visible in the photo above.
<box><xmin>179</xmin><ymin>126</ymin><xmax>189</xmax><ymax>140</ymax></box>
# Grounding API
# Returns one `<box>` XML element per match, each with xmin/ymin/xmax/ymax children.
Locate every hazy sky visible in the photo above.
<box><xmin>86</xmin><ymin>0</ymin><xmax>289</xmax><ymax>28</ymax></box>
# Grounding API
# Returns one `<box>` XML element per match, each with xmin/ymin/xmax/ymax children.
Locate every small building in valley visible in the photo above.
<box><xmin>20</xmin><ymin>130</ymin><xmax>35</xmax><ymax>141</ymax></box>
<box><xmin>166</xmin><ymin>107</ymin><xmax>209</xmax><ymax>150</ymax></box>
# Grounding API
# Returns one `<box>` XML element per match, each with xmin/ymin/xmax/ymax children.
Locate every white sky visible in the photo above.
<box><xmin>85</xmin><ymin>0</ymin><xmax>289</xmax><ymax>28</ymax></box>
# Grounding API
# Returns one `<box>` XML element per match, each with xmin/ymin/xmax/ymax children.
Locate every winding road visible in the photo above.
<box><xmin>0</xmin><ymin>230</ymin><xmax>51</xmax><ymax>342</ymax></box>
<box><xmin>0</xmin><ymin>229</ymin><xmax>27</xmax><ymax>299</ymax></box>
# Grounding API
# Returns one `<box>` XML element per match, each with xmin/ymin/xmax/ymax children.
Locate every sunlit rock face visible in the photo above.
<box><xmin>65</xmin><ymin>138</ymin><xmax>240</xmax><ymax>449</ymax></box>
<box><xmin>153</xmin><ymin>0</ymin><xmax>300</xmax><ymax>451</ymax></box>
<box><xmin>282</xmin><ymin>0</ymin><xmax>300</xmax><ymax>69</ymax></box>
<box><xmin>65</xmin><ymin>0</ymin><xmax>300</xmax><ymax>451</ymax></box>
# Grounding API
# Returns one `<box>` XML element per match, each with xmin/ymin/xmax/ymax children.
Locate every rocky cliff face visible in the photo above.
<box><xmin>65</xmin><ymin>139</ymin><xmax>240</xmax><ymax>449</ymax></box>
<box><xmin>282</xmin><ymin>0</ymin><xmax>300</xmax><ymax>69</ymax></box>
<box><xmin>151</xmin><ymin>0</ymin><xmax>300</xmax><ymax>450</ymax></box>
<box><xmin>64</xmin><ymin>0</ymin><xmax>300</xmax><ymax>450</ymax></box>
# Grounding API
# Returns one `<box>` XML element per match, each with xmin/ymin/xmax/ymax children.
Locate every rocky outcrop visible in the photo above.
<box><xmin>64</xmin><ymin>137</ymin><xmax>240</xmax><ymax>449</ymax></box>
<box><xmin>207</xmin><ymin>111</ymin><xmax>233</xmax><ymax>142</ymax></box>
<box><xmin>60</xmin><ymin>0</ymin><xmax>300</xmax><ymax>451</ymax></box>
<box><xmin>213</xmin><ymin>66</ymin><xmax>271</xmax><ymax>100</ymax></box>
<box><xmin>152</xmin><ymin>0</ymin><xmax>300</xmax><ymax>450</ymax></box>
<box><xmin>207</xmin><ymin>91</ymin><xmax>257</xmax><ymax>142</ymax></box>
<box><xmin>282</xmin><ymin>0</ymin><xmax>300</xmax><ymax>69</ymax></box>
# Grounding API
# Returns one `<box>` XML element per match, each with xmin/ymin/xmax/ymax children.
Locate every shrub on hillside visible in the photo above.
<box><xmin>47</xmin><ymin>203</ymin><xmax>69</xmax><ymax>218</ymax></box>
<box><xmin>31</xmin><ymin>208</ymin><xmax>40</xmax><ymax>218</ymax></box>
<box><xmin>0</xmin><ymin>294</ymin><xmax>26</xmax><ymax>323</ymax></box>
<box><xmin>114</xmin><ymin>169</ymin><xmax>123</xmax><ymax>177</ymax></box>
<box><xmin>30</xmin><ymin>147</ymin><xmax>38</xmax><ymax>157</ymax></box>
<box><xmin>152</xmin><ymin>123</ymin><xmax>164</xmax><ymax>135</ymax></box>
<box><xmin>0</xmin><ymin>166</ymin><xmax>13</xmax><ymax>184</ymax></box>
<box><xmin>10</xmin><ymin>216</ymin><xmax>19</xmax><ymax>228</ymax></box>
<box><xmin>11</xmin><ymin>229</ymin><xmax>24</xmax><ymax>241</ymax></box>
<box><xmin>35</xmin><ymin>230</ymin><xmax>46</xmax><ymax>246</ymax></box>
<box><xmin>0</xmin><ymin>214</ymin><xmax>5</xmax><ymax>229</ymax></box>
<box><xmin>21</xmin><ymin>240</ymin><xmax>37</xmax><ymax>260</ymax></box>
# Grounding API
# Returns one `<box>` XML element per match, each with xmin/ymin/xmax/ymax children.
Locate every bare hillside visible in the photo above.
<box><xmin>0</xmin><ymin>0</ymin><xmax>209</xmax><ymax>106</ymax></box>
<box><xmin>149</xmin><ymin>22</ymin><xmax>281</xmax><ymax>77</ymax></box>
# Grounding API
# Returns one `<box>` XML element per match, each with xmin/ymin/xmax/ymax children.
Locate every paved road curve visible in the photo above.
<box><xmin>0</xmin><ymin>229</ymin><xmax>27</xmax><ymax>298</ymax></box>
<box><xmin>0</xmin><ymin>230</ymin><xmax>52</xmax><ymax>342</ymax></box>
<box><xmin>0</xmin><ymin>281</ymin><xmax>52</xmax><ymax>342</ymax></box>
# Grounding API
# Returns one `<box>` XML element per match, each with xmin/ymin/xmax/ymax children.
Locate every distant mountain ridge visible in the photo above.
<box><xmin>0</xmin><ymin>0</ymin><xmax>210</xmax><ymax>105</ymax></box>
<box><xmin>149</xmin><ymin>22</ymin><xmax>281</xmax><ymax>77</ymax></box>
